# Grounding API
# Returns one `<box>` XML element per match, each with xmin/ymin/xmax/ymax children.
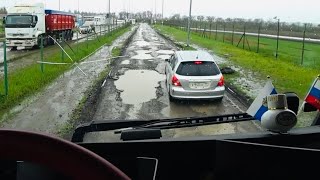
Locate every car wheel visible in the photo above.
<box><xmin>167</xmin><ymin>84</ymin><xmax>175</xmax><ymax>102</ymax></box>
<box><xmin>214</xmin><ymin>97</ymin><xmax>223</xmax><ymax>102</ymax></box>
<box><xmin>169</xmin><ymin>93</ymin><xmax>175</xmax><ymax>102</ymax></box>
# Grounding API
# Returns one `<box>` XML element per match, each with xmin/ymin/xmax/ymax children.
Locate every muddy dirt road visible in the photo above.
<box><xmin>89</xmin><ymin>23</ymin><xmax>262</xmax><ymax>141</ymax></box>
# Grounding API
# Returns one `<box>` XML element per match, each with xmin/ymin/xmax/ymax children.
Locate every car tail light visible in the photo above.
<box><xmin>194</xmin><ymin>61</ymin><xmax>203</xmax><ymax>64</ymax></box>
<box><xmin>172</xmin><ymin>75</ymin><xmax>181</xmax><ymax>86</ymax></box>
<box><xmin>217</xmin><ymin>76</ymin><xmax>224</xmax><ymax>86</ymax></box>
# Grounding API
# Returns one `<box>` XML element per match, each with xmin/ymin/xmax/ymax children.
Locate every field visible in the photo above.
<box><xmin>155</xmin><ymin>25</ymin><xmax>319</xmax><ymax>99</ymax></box>
<box><xmin>0</xmin><ymin>25</ymin><xmax>130</xmax><ymax>120</ymax></box>
<box><xmin>200</xmin><ymin>29</ymin><xmax>320</xmax><ymax>67</ymax></box>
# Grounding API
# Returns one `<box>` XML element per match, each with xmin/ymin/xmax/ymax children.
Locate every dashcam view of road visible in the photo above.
<box><xmin>0</xmin><ymin>0</ymin><xmax>319</xmax><ymax>142</ymax></box>
<box><xmin>1</xmin><ymin>0</ymin><xmax>320</xmax><ymax>180</ymax></box>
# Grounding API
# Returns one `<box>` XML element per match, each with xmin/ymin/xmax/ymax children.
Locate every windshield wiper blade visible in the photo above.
<box><xmin>72</xmin><ymin>113</ymin><xmax>255</xmax><ymax>143</ymax></box>
<box><xmin>115</xmin><ymin>113</ymin><xmax>254</xmax><ymax>134</ymax></box>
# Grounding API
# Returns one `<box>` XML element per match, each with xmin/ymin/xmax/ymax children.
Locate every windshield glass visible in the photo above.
<box><xmin>5</xmin><ymin>15</ymin><xmax>33</xmax><ymax>28</ymax></box>
<box><xmin>176</xmin><ymin>61</ymin><xmax>220</xmax><ymax>76</ymax></box>
<box><xmin>0</xmin><ymin>0</ymin><xmax>319</xmax><ymax>144</ymax></box>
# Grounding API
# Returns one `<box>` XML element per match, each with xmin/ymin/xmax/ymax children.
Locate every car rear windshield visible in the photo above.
<box><xmin>176</xmin><ymin>61</ymin><xmax>220</xmax><ymax>76</ymax></box>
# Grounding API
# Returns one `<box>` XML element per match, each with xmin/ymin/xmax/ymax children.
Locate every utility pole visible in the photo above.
<box><xmin>162</xmin><ymin>0</ymin><xmax>164</xmax><ymax>25</ymax></box>
<box><xmin>155</xmin><ymin>0</ymin><xmax>157</xmax><ymax>22</ymax></box>
<box><xmin>108</xmin><ymin>0</ymin><xmax>111</xmax><ymax>33</ymax></box>
<box><xmin>274</xmin><ymin>17</ymin><xmax>280</xmax><ymax>59</ymax></box>
<box><xmin>187</xmin><ymin>0</ymin><xmax>192</xmax><ymax>46</ymax></box>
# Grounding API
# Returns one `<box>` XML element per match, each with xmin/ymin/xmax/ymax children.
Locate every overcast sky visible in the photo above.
<box><xmin>1</xmin><ymin>0</ymin><xmax>319</xmax><ymax>23</ymax></box>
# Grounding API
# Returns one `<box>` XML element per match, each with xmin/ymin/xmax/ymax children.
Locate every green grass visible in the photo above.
<box><xmin>155</xmin><ymin>25</ymin><xmax>320</xmax><ymax>99</ymax></box>
<box><xmin>190</xmin><ymin>28</ymin><xmax>320</xmax><ymax>68</ymax></box>
<box><xmin>0</xmin><ymin>25</ymin><xmax>131</xmax><ymax>122</ymax></box>
<box><xmin>111</xmin><ymin>47</ymin><xmax>121</xmax><ymax>57</ymax></box>
<box><xmin>0</xmin><ymin>22</ymin><xmax>4</xmax><ymax>38</ymax></box>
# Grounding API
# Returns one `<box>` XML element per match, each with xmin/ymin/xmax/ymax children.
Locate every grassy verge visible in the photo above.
<box><xmin>197</xmin><ymin>29</ymin><xmax>320</xmax><ymax>68</ymax></box>
<box><xmin>155</xmin><ymin>25</ymin><xmax>319</xmax><ymax>99</ymax></box>
<box><xmin>0</xmin><ymin>25</ymin><xmax>131</xmax><ymax>122</ymax></box>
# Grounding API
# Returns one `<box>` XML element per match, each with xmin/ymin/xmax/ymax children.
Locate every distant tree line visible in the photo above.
<box><xmin>0</xmin><ymin>7</ymin><xmax>7</xmax><ymax>14</ymax></box>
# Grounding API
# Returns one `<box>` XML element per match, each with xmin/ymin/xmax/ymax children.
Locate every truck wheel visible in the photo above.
<box><xmin>11</xmin><ymin>46</ymin><xmax>17</xmax><ymax>51</ymax></box>
<box><xmin>71</xmin><ymin>32</ymin><xmax>74</xmax><ymax>40</ymax></box>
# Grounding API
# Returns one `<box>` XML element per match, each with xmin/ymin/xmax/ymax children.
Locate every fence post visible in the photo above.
<box><xmin>76</xmin><ymin>32</ymin><xmax>79</xmax><ymax>55</ymax></box>
<box><xmin>301</xmin><ymin>23</ymin><xmax>306</xmax><ymax>65</ymax></box>
<box><xmin>232</xmin><ymin>22</ymin><xmax>235</xmax><ymax>45</ymax></box>
<box><xmin>215</xmin><ymin>22</ymin><xmax>218</xmax><ymax>40</ymax></box>
<box><xmin>209</xmin><ymin>23</ymin><xmax>212</xmax><ymax>39</ymax></box>
<box><xmin>86</xmin><ymin>33</ymin><xmax>89</xmax><ymax>49</ymax></box>
<box><xmin>257</xmin><ymin>23</ymin><xmax>261</xmax><ymax>53</ymax></box>
<box><xmin>100</xmin><ymin>25</ymin><xmax>102</xmax><ymax>36</ymax></box>
<box><xmin>61</xmin><ymin>33</ymin><xmax>65</xmax><ymax>62</ymax></box>
<box><xmin>3</xmin><ymin>41</ymin><xmax>8</xmax><ymax>96</ymax></box>
<box><xmin>243</xmin><ymin>24</ymin><xmax>246</xmax><ymax>49</ymax></box>
<box><xmin>40</xmin><ymin>36</ymin><xmax>44</xmax><ymax>72</ymax></box>
<box><xmin>223</xmin><ymin>22</ymin><xmax>225</xmax><ymax>43</ymax></box>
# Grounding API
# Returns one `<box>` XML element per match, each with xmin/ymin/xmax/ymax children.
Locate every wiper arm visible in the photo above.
<box><xmin>72</xmin><ymin>113</ymin><xmax>255</xmax><ymax>143</ymax></box>
<box><xmin>115</xmin><ymin>113</ymin><xmax>254</xmax><ymax>134</ymax></box>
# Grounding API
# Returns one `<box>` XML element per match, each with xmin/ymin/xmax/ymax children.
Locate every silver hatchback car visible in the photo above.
<box><xmin>165</xmin><ymin>51</ymin><xmax>225</xmax><ymax>101</ymax></box>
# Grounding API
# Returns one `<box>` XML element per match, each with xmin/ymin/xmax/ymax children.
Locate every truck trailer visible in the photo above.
<box><xmin>3</xmin><ymin>3</ymin><xmax>75</xmax><ymax>50</ymax></box>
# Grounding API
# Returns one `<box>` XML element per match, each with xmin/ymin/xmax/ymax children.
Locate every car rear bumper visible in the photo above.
<box><xmin>170</xmin><ymin>86</ymin><xmax>225</xmax><ymax>100</ymax></box>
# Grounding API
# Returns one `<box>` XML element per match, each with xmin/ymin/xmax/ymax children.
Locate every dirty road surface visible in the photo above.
<box><xmin>89</xmin><ymin>23</ymin><xmax>262</xmax><ymax>141</ymax></box>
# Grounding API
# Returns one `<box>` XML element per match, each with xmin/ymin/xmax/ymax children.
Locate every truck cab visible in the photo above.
<box><xmin>4</xmin><ymin>3</ymin><xmax>45</xmax><ymax>49</ymax></box>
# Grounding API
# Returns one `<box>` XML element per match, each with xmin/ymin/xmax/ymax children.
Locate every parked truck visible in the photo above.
<box><xmin>3</xmin><ymin>3</ymin><xmax>75</xmax><ymax>50</ymax></box>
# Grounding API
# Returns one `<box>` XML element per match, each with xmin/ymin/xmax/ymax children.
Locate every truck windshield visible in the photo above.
<box><xmin>5</xmin><ymin>15</ymin><xmax>34</xmax><ymax>28</ymax></box>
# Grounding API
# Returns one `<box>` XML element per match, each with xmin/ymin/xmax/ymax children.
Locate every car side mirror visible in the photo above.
<box><xmin>2</xmin><ymin>17</ymin><xmax>5</xmax><ymax>25</ymax></box>
<box><xmin>165</xmin><ymin>59</ymin><xmax>169</xmax><ymax>62</ymax></box>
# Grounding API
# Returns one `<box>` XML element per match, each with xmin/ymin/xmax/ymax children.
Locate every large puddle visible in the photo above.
<box><xmin>157</xmin><ymin>54</ymin><xmax>171</xmax><ymax>60</ymax></box>
<box><xmin>156</xmin><ymin>50</ymin><xmax>174</xmax><ymax>55</ymax></box>
<box><xmin>131</xmin><ymin>50</ymin><xmax>153</xmax><ymax>60</ymax></box>
<box><xmin>114</xmin><ymin>70</ymin><xmax>165</xmax><ymax>105</ymax></box>
<box><xmin>134</xmin><ymin>40</ymin><xmax>151</xmax><ymax>47</ymax></box>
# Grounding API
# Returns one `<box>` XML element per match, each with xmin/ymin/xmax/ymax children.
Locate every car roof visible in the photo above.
<box><xmin>175</xmin><ymin>51</ymin><xmax>215</xmax><ymax>62</ymax></box>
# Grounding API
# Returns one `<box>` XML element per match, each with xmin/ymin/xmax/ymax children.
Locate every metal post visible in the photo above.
<box><xmin>86</xmin><ymin>33</ymin><xmax>88</xmax><ymax>49</ymax></box>
<box><xmin>209</xmin><ymin>23</ymin><xmax>212</xmax><ymax>39</ymax></box>
<box><xmin>40</xmin><ymin>36</ymin><xmax>44</xmax><ymax>72</ymax></box>
<box><xmin>76</xmin><ymin>32</ymin><xmax>79</xmax><ymax>54</ymax></box>
<box><xmin>215</xmin><ymin>22</ymin><xmax>217</xmax><ymax>40</ymax></box>
<box><xmin>301</xmin><ymin>23</ymin><xmax>306</xmax><ymax>65</ymax></box>
<box><xmin>186</xmin><ymin>0</ymin><xmax>192</xmax><ymax>46</ymax></box>
<box><xmin>223</xmin><ymin>22</ymin><xmax>225</xmax><ymax>43</ymax></box>
<box><xmin>108</xmin><ymin>0</ymin><xmax>111</xmax><ymax>33</ymax></box>
<box><xmin>232</xmin><ymin>22</ymin><xmax>234</xmax><ymax>45</ymax></box>
<box><xmin>257</xmin><ymin>23</ymin><xmax>261</xmax><ymax>53</ymax></box>
<box><xmin>243</xmin><ymin>24</ymin><xmax>246</xmax><ymax>49</ymax></box>
<box><xmin>275</xmin><ymin>19</ymin><xmax>280</xmax><ymax>59</ymax></box>
<box><xmin>61</xmin><ymin>33</ymin><xmax>64</xmax><ymax>62</ymax></box>
<box><xmin>3</xmin><ymin>42</ymin><xmax>8</xmax><ymax>96</ymax></box>
<box><xmin>161</xmin><ymin>0</ymin><xmax>164</xmax><ymax>26</ymax></box>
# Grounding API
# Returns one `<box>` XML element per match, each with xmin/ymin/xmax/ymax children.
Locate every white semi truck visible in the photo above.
<box><xmin>3</xmin><ymin>3</ymin><xmax>75</xmax><ymax>50</ymax></box>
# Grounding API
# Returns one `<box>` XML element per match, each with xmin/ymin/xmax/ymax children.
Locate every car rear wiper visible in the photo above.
<box><xmin>72</xmin><ymin>113</ymin><xmax>255</xmax><ymax>142</ymax></box>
